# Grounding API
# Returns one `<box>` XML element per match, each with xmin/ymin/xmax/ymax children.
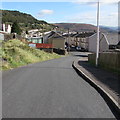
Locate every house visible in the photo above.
<box><xmin>27</xmin><ymin>31</ymin><xmax>66</xmax><ymax>54</ymax></box>
<box><xmin>2</xmin><ymin>24</ymin><xmax>11</xmax><ymax>33</ymax></box>
<box><xmin>27</xmin><ymin>29</ymin><xmax>43</xmax><ymax>38</ymax></box>
<box><xmin>0</xmin><ymin>31</ymin><xmax>13</xmax><ymax>41</ymax></box>
<box><xmin>105</xmin><ymin>33</ymin><xmax>119</xmax><ymax>49</ymax></box>
<box><xmin>88</xmin><ymin>32</ymin><xmax>119</xmax><ymax>53</ymax></box>
<box><xmin>62</xmin><ymin>32</ymin><xmax>95</xmax><ymax>51</ymax></box>
<box><xmin>27</xmin><ymin>36</ymin><xmax>53</xmax><ymax>53</ymax></box>
<box><xmin>47</xmin><ymin>31</ymin><xmax>66</xmax><ymax>50</ymax></box>
<box><xmin>0</xmin><ymin>23</ymin><xmax>12</xmax><ymax>40</ymax></box>
<box><xmin>74</xmin><ymin>32</ymin><xmax>95</xmax><ymax>50</ymax></box>
<box><xmin>43</xmin><ymin>31</ymin><xmax>53</xmax><ymax>43</ymax></box>
<box><xmin>62</xmin><ymin>32</ymin><xmax>78</xmax><ymax>47</ymax></box>
<box><xmin>27</xmin><ymin>37</ymin><xmax>43</xmax><ymax>43</ymax></box>
<box><xmin>28</xmin><ymin>29</ymin><xmax>39</xmax><ymax>33</ymax></box>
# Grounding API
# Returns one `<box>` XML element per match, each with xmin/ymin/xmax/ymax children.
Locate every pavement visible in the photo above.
<box><xmin>72</xmin><ymin>52</ymin><xmax>120</xmax><ymax>118</ymax></box>
<box><xmin>2</xmin><ymin>52</ymin><xmax>116</xmax><ymax>118</ymax></box>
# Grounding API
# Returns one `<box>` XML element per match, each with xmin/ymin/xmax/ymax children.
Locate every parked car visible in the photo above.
<box><xmin>76</xmin><ymin>46</ymin><xmax>81</xmax><ymax>51</ymax></box>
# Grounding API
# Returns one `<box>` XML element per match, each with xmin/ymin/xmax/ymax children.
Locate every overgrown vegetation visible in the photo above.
<box><xmin>1</xmin><ymin>39</ymin><xmax>61</xmax><ymax>70</ymax></box>
<box><xmin>11</xmin><ymin>21</ymin><xmax>22</xmax><ymax>35</ymax></box>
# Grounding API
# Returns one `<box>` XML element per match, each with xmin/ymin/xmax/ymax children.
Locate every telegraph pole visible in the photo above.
<box><xmin>96</xmin><ymin>1</ymin><xmax>100</xmax><ymax>67</ymax></box>
<box><xmin>42</xmin><ymin>27</ymin><xmax>44</xmax><ymax>43</ymax></box>
<box><xmin>68</xmin><ymin>28</ymin><xmax>70</xmax><ymax>54</ymax></box>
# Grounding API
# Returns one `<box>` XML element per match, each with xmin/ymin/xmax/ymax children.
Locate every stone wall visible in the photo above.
<box><xmin>88</xmin><ymin>52</ymin><xmax>120</xmax><ymax>73</ymax></box>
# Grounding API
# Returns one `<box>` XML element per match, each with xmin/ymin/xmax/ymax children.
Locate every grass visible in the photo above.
<box><xmin>1</xmin><ymin>39</ymin><xmax>61</xmax><ymax>70</ymax></box>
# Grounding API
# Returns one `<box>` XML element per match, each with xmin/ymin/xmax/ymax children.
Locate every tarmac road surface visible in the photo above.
<box><xmin>2</xmin><ymin>52</ymin><xmax>115</xmax><ymax>118</ymax></box>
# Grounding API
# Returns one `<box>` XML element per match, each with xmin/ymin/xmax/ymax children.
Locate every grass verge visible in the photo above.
<box><xmin>1</xmin><ymin>39</ymin><xmax>61</xmax><ymax>70</ymax></box>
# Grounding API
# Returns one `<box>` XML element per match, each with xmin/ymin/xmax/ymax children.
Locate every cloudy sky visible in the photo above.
<box><xmin>1</xmin><ymin>0</ymin><xmax>119</xmax><ymax>27</ymax></box>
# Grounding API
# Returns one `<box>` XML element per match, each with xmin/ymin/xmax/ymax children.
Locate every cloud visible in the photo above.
<box><xmin>1</xmin><ymin>0</ymin><xmax>119</xmax><ymax>2</ymax></box>
<box><xmin>66</xmin><ymin>12</ymin><xmax>97</xmax><ymax>24</ymax></box>
<box><xmin>108</xmin><ymin>12</ymin><xmax>118</xmax><ymax>17</ymax></box>
<box><xmin>38</xmin><ymin>9</ymin><xmax>54</xmax><ymax>17</ymax></box>
<box><xmin>69</xmin><ymin>0</ymin><xmax>118</xmax><ymax>27</ymax></box>
<box><xmin>72</xmin><ymin>0</ymin><xmax>119</xmax><ymax>5</ymax></box>
<box><xmin>100</xmin><ymin>12</ymin><xmax>118</xmax><ymax>26</ymax></box>
<box><xmin>65</xmin><ymin>10</ymin><xmax>118</xmax><ymax>27</ymax></box>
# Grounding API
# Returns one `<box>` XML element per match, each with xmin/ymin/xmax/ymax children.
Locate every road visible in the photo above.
<box><xmin>2</xmin><ymin>52</ymin><xmax>115</xmax><ymax>118</ymax></box>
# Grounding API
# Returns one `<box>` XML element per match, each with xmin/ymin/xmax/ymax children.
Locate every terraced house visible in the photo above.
<box><xmin>88</xmin><ymin>32</ymin><xmax>119</xmax><ymax>53</ymax></box>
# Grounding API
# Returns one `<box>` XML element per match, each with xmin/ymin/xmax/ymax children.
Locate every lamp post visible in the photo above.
<box><xmin>96</xmin><ymin>1</ymin><xmax>100</xmax><ymax>67</ymax></box>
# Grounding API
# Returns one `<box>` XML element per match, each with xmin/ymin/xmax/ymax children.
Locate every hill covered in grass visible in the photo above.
<box><xmin>54</xmin><ymin>23</ymin><xmax>116</xmax><ymax>33</ymax></box>
<box><xmin>1</xmin><ymin>10</ymin><xmax>55</xmax><ymax>32</ymax></box>
<box><xmin>1</xmin><ymin>39</ymin><xmax>61</xmax><ymax>70</ymax></box>
<box><xmin>54</xmin><ymin>23</ymin><xmax>98</xmax><ymax>32</ymax></box>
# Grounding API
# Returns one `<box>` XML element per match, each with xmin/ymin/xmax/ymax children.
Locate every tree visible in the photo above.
<box><xmin>11</xmin><ymin>21</ymin><xmax>22</xmax><ymax>35</ymax></box>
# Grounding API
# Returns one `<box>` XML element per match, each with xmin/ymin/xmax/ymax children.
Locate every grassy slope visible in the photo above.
<box><xmin>1</xmin><ymin>10</ymin><xmax>55</xmax><ymax>32</ymax></box>
<box><xmin>1</xmin><ymin>39</ymin><xmax>61</xmax><ymax>70</ymax></box>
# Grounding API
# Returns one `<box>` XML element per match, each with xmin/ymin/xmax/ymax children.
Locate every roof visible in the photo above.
<box><xmin>62</xmin><ymin>33</ymin><xmax>78</xmax><ymax>37</ymax></box>
<box><xmin>62</xmin><ymin>32</ymin><xmax>95</xmax><ymax>38</ymax></box>
<box><xmin>117</xmin><ymin>41</ymin><xmax>120</xmax><ymax>45</ymax></box>
<box><xmin>48</xmin><ymin>31</ymin><xmax>65</xmax><ymax>39</ymax></box>
<box><xmin>27</xmin><ymin>37</ymin><xmax>42</xmax><ymax>39</ymax></box>
<box><xmin>103</xmin><ymin>33</ymin><xmax>119</xmax><ymax>45</ymax></box>
<box><xmin>75</xmin><ymin>32</ymin><xmax>95</xmax><ymax>38</ymax></box>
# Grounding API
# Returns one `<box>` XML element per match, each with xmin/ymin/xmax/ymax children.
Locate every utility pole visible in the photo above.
<box><xmin>42</xmin><ymin>27</ymin><xmax>44</xmax><ymax>43</ymax></box>
<box><xmin>96</xmin><ymin>1</ymin><xmax>100</xmax><ymax>67</ymax></box>
<box><xmin>68</xmin><ymin>28</ymin><xmax>70</xmax><ymax>54</ymax></box>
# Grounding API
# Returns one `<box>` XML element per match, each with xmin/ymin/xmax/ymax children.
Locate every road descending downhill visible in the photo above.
<box><xmin>2</xmin><ymin>52</ymin><xmax>115</xmax><ymax>118</ymax></box>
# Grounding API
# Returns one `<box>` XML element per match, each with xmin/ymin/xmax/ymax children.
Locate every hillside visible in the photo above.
<box><xmin>1</xmin><ymin>39</ymin><xmax>61</xmax><ymax>70</ymax></box>
<box><xmin>99</xmin><ymin>26</ymin><xmax>118</xmax><ymax>33</ymax></box>
<box><xmin>1</xmin><ymin>10</ymin><xmax>55</xmax><ymax>32</ymax></box>
<box><xmin>54</xmin><ymin>23</ymin><xmax>116</xmax><ymax>33</ymax></box>
<box><xmin>1</xmin><ymin>10</ymin><xmax>117</xmax><ymax>33</ymax></box>
<box><xmin>54</xmin><ymin>23</ymin><xmax>98</xmax><ymax>32</ymax></box>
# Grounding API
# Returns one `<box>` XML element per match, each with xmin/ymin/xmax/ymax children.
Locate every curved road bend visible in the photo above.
<box><xmin>3</xmin><ymin>52</ymin><xmax>115</xmax><ymax>118</ymax></box>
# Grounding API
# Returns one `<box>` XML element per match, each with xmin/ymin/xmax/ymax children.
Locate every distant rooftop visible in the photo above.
<box><xmin>104</xmin><ymin>33</ymin><xmax>119</xmax><ymax>45</ymax></box>
<box><xmin>48</xmin><ymin>31</ymin><xmax>64</xmax><ymax>39</ymax></box>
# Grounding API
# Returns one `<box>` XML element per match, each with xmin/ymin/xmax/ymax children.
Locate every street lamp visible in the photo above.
<box><xmin>96</xmin><ymin>1</ymin><xmax>100</xmax><ymax>67</ymax></box>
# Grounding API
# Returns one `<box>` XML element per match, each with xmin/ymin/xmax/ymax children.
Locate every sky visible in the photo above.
<box><xmin>1</xmin><ymin>0</ymin><xmax>119</xmax><ymax>27</ymax></box>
